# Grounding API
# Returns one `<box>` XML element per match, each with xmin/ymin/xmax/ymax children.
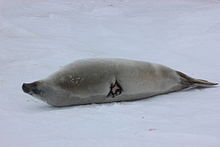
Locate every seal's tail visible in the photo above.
<box><xmin>176</xmin><ymin>71</ymin><xmax>218</xmax><ymax>87</ymax></box>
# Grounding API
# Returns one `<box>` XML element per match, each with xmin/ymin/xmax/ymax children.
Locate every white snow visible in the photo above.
<box><xmin>0</xmin><ymin>0</ymin><xmax>220</xmax><ymax>146</ymax></box>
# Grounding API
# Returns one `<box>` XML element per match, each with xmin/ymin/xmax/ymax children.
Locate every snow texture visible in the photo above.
<box><xmin>0</xmin><ymin>0</ymin><xmax>220</xmax><ymax>146</ymax></box>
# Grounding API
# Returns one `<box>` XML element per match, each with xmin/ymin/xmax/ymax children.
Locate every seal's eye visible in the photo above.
<box><xmin>32</xmin><ymin>88</ymin><xmax>41</xmax><ymax>95</ymax></box>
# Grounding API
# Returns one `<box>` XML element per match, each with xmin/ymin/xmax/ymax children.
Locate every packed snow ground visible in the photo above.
<box><xmin>1</xmin><ymin>0</ymin><xmax>220</xmax><ymax>146</ymax></box>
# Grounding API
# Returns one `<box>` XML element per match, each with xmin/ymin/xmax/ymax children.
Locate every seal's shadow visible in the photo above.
<box><xmin>28</xmin><ymin>101</ymin><xmax>104</xmax><ymax>112</ymax></box>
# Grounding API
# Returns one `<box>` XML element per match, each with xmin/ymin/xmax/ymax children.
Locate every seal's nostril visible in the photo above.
<box><xmin>22</xmin><ymin>83</ymin><xmax>30</xmax><ymax>93</ymax></box>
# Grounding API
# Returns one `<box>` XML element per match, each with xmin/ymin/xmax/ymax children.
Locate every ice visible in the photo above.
<box><xmin>0</xmin><ymin>0</ymin><xmax>220</xmax><ymax>146</ymax></box>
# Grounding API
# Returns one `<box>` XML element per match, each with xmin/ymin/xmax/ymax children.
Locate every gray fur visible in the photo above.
<box><xmin>22</xmin><ymin>58</ymin><xmax>217</xmax><ymax>107</ymax></box>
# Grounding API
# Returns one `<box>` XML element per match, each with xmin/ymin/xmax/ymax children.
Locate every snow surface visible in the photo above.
<box><xmin>0</xmin><ymin>0</ymin><xmax>220</xmax><ymax>146</ymax></box>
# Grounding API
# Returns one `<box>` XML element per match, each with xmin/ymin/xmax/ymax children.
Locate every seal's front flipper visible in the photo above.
<box><xmin>107</xmin><ymin>80</ymin><xmax>123</xmax><ymax>98</ymax></box>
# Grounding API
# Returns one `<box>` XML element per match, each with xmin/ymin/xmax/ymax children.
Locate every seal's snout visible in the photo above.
<box><xmin>22</xmin><ymin>83</ymin><xmax>30</xmax><ymax>93</ymax></box>
<box><xmin>22</xmin><ymin>81</ymin><xmax>41</xmax><ymax>95</ymax></box>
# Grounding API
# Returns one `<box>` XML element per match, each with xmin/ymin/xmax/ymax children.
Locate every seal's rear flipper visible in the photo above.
<box><xmin>176</xmin><ymin>71</ymin><xmax>218</xmax><ymax>87</ymax></box>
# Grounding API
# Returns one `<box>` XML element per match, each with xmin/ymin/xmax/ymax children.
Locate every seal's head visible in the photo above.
<box><xmin>22</xmin><ymin>79</ymin><xmax>74</xmax><ymax>106</ymax></box>
<box><xmin>22</xmin><ymin>81</ymin><xmax>48</xmax><ymax>102</ymax></box>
